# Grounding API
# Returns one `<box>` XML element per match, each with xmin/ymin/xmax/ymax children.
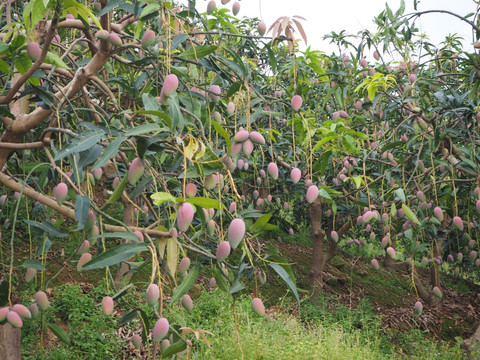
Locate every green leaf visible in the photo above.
<box><xmin>212</xmin><ymin>120</ymin><xmax>231</xmax><ymax>156</ymax></box>
<box><xmin>54</xmin><ymin>132</ymin><xmax>105</xmax><ymax>161</ymax></box>
<box><xmin>151</xmin><ymin>192</ymin><xmax>176</xmax><ymax>206</ymax></box>
<box><xmin>98</xmin><ymin>0</ymin><xmax>126</xmax><ymax>17</ymax></box>
<box><xmin>125</xmin><ymin>123</ymin><xmax>161</xmax><ymax>137</ymax></box>
<box><xmin>394</xmin><ymin>188</ymin><xmax>406</xmax><ymax>202</ymax></box>
<box><xmin>140</xmin><ymin>2</ymin><xmax>160</xmax><ymax>18</ymax></box>
<box><xmin>177</xmin><ymin>45</ymin><xmax>218</xmax><ymax>60</ymax></box>
<box><xmin>269</xmin><ymin>263</ymin><xmax>300</xmax><ymax>307</ymax></box>
<box><xmin>15</xmin><ymin>53</ymin><xmax>32</xmax><ymax>75</ymax></box>
<box><xmin>162</xmin><ymin>340</ymin><xmax>187</xmax><ymax>358</ymax></box>
<box><xmin>226</xmin><ymin>81</ymin><xmax>242</xmax><ymax>98</ymax></box>
<box><xmin>104</xmin><ymin>174</ymin><xmax>128</xmax><ymax>206</ymax></box>
<box><xmin>184</xmin><ymin>197</ymin><xmax>223</xmax><ymax>209</ymax></box>
<box><xmin>402</xmin><ymin>203</ymin><xmax>421</xmax><ymax>225</ymax></box>
<box><xmin>74</xmin><ymin>195</ymin><xmax>90</xmax><ymax>231</ymax></box>
<box><xmin>92</xmin><ymin>136</ymin><xmax>124</xmax><ymax>170</ymax></box>
<box><xmin>318</xmin><ymin>188</ymin><xmax>332</xmax><ymax>200</ymax></box>
<box><xmin>171</xmin><ymin>266</ymin><xmax>199</xmax><ymax>304</ymax></box>
<box><xmin>118</xmin><ymin>309</ymin><xmax>138</xmax><ymax>325</ymax></box>
<box><xmin>48</xmin><ymin>324</ymin><xmax>71</xmax><ymax>345</ymax></box>
<box><xmin>24</xmin><ymin>220</ymin><xmax>67</xmax><ymax>238</ymax></box>
<box><xmin>81</xmin><ymin>243</ymin><xmax>148</xmax><ymax>270</ymax></box>
<box><xmin>44</xmin><ymin>52</ymin><xmax>70</xmax><ymax>69</ymax></box>
<box><xmin>250</xmin><ymin>213</ymin><xmax>273</xmax><ymax>233</ymax></box>
<box><xmin>214</xmin><ymin>267</ymin><xmax>230</xmax><ymax>293</ymax></box>
<box><xmin>21</xmin><ymin>259</ymin><xmax>46</xmax><ymax>270</ymax></box>
<box><xmin>92</xmin><ymin>232</ymin><xmax>143</xmax><ymax>242</ymax></box>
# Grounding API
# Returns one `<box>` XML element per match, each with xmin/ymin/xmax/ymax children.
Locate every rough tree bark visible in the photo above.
<box><xmin>462</xmin><ymin>324</ymin><xmax>480</xmax><ymax>360</ymax></box>
<box><xmin>0</xmin><ymin>324</ymin><xmax>21</xmax><ymax>360</ymax></box>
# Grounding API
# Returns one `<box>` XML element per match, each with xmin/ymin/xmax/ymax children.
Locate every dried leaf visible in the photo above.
<box><xmin>291</xmin><ymin>18</ymin><xmax>308</xmax><ymax>44</ymax></box>
<box><xmin>293</xmin><ymin>15</ymin><xmax>307</xmax><ymax>21</ymax></box>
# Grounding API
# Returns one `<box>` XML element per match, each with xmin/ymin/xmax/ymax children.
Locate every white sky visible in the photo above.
<box><xmin>179</xmin><ymin>0</ymin><xmax>477</xmax><ymax>54</ymax></box>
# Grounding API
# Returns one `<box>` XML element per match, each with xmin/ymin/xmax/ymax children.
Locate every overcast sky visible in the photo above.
<box><xmin>179</xmin><ymin>0</ymin><xmax>477</xmax><ymax>54</ymax></box>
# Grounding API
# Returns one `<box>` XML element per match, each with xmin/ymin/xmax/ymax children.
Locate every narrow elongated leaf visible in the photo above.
<box><xmin>162</xmin><ymin>340</ymin><xmax>187</xmax><ymax>358</ymax></box>
<box><xmin>184</xmin><ymin>197</ymin><xmax>223</xmax><ymax>209</ymax></box>
<box><xmin>125</xmin><ymin>123</ymin><xmax>161</xmax><ymax>137</ymax></box>
<box><xmin>166</xmin><ymin>237</ymin><xmax>179</xmax><ymax>278</ymax></box>
<box><xmin>104</xmin><ymin>174</ymin><xmax>128</xmax><ymax>206</ymax></box>
<box><xmin>213</xmin><ymin>267</ymin><xmax>230</xmax><ymax>293</ymax></box>
<box><xmin>93</xmin><ymin>136</ymin><xmax>124</xmax><ymax>170</ymax></box>
<box><xmin>54</xmin><ymin>132</ymin><xmax>104</xmax><ymax>161</ymax></box>
<box><xmin>74</xmin><ymin>195</ymin><xmax>90</xmax><ymax>231</ymax></box>
<box><xmin>402</xmin><ymin>203</ymin><xmax>421</xmax><ymax>225</ymax></box>
<box><xmin>36</xmin><ymin>237</ymin><xmax>52</xmax><ymax>256</ymax></box>
<box><xmin>98</xmin><ymin>0</ymin><xmax>126</xmax><ymax>17</ymax></box>
<box><xmin>24</xmin><ymin>220</ymin><xmax>67</xmax><ymax>238</ymax></box>
<box><xmin>212</xmin><ymin>120</ymin><xmax>231</xmax><ymax>156</ymax></box>
<box><xmin>21</xmin><ymin>259</ymin><xmax>46</xmax><ymax>270</ymax></box>
<box><xmin>394</xmin><ymin>188</ymin><xmax>406</xmax><ymax>202</ymax></box>
<box><xmin>48</xmin><ymin>324</ymin><xmax>71</xmax><ymax>345</ymax></box>
<box><xmin>140</xmin><ymin>2</ymin><xmax>160</xmax><ymax>18</ymax></box>
<box><xmin>92</xmin><ymin>232</ymin><xmax>143</xmax><ymax>242</ymax></box>
<box><xmin>118</xmin><ymin>309</ymin><xmax>138</xmax><ymax>325</ymax></box>
<box><xmin>269</xmin><ymin>263</ymin><xmax>300</xmax><ymax>306</ymax></box>
<box><xmin>177</xmin><ymin>45</ymin><xmax>217</xmax><ymax>60</ymax></box>
<box><xmin>250</xmin><ymin>213</ymin><xmax>273</xmax><ymax>233</ymax></box>
<box><xmin>170</xmin><ymin>266</ymin><xmax>199</xmax><ymax>304</ymax></box>
<box><xmin>81</xmin><ymin>243</ymin><xmax>148</xmax><ymax>270</ymax></box>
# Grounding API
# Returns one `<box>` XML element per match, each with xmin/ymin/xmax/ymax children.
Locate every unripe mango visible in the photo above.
<box><xmin>146</xmin><ymin>284</ymin><xmax>160</xmax><ymax>307</ymax></box>
<box><xmin>27</xmin><ymin>42</ymin><xmax>42</xmax><ymax>61</ymax></box>
<box><xmin>29</xmin><ymin>304</ymin><xmax>39</xmax><ymax>318</ymax></box>
<box><xmin>132</xmin><ymin>334</ymin><xmax>142</xmax><ymax>349</ymax></box>
<box><xmin>25</xmin><ymin>268</ymin><xmax>37</xmax><ymax>282</ymax></box>
<box><xmin>249</xmin><ymin>131</ymin><xmax>265</xmax><ymax>145</ymax></box>
<box><xmin>457</xmin><ymin>252</ymin><xmax>463</xmax><ymax>262</ymax></box>
<box><xmin>128</xmin><ymin>158</ymin><xmax>144</xmax><ymax>185</ymax></box>
<box><xmin>108</xmin><ymin>32</ymin><xmax>122</xmax><ymax>46</ymax></box>
<box><xmin>234</xmin><ymin>129</ymin><xmax>249</xmax><ymax>142</ymax></box>
<box><xmin>209</xmin><ymin>277</ymin><xmax>217</xmax><ymax>288</ymax></box>
<box><xmin>0</xmin><ymin>307</ymin><xmax>8</xmax><ymax>321</ymax></box>
<box><xmin>185</xmin><ymin>183</ymin><xmax>197</xmax><ymax>198</ymax></box>
<box><xmin>228</xmin><ymin>218</ymin><xmax>245</xmax><ymax>249</ymax></box>
<box><xmin>12</xmin><ymin>304</ymin><xmax>31</xmax><ymax>319</ymax></box>
<box><xmin>92</xmin><ymin>168</ymin><xmax>103</xmax><ymax>181</ymax></box>
<box><xmin>141</xmin><ymin>30</ymin><xmax>156</xmax><ymax>48</ymax></box>
<box><xmin>359</xmin><ymin>58</ymin><xmax>368</xmax><ymax>68</ymax></box>
<box><xmin>291</xmin><ymin>95</ymin><xmax>302</xmax><ymax>111</ymax></box>
<box><xmin>306</xmin><ymin>185</ymin><xmax>319</xmax><ymax>203</ymax></box>
<box><xmin>231</xmin><ymin>142</ymin><xmax>242</xmax><ymax>156</ymax></box>
<box><xmin>221</xmin><ymin>0</ymin><xmax>230</xmax><ymax>3</ymax></box>
<box><xmin>77</xmin><ymin>252</ymin><xmax>92</xmax><ymax>271</ymax></box>
<box><xmin>371</xmin><ymin>259</ymin><xmax>379</xmax><ymax>269</ymax></box>
<box><xmin>153</xmin><ymin>318</ymin><xmax>169</xmax><ymax>342</ymax></box>
<box><xmin>0</xmin><ymin>194</ymin><xmax>6</xmax><ymax>207</ymax></box>
<box><xmin>232</xmin><ymin>1</ymin><xmax>240</xmax><ymax>15</ymax></box>
<box><xmin>95</xmin><ymin>30</ymin><xmax>109</xmax><ymax>41</ymax></box>
<box><xmin>133</xmin><ymin>231</ymin><xmax>144</xmax><ymax>242</ymax></box>
<box><xmin>209</xmin><ymin>85</ymin><xmax>221</xmax><ymax>102</ymax></box>
<box><xmin>251</xmin><ymin>298</ymin><xmax>265</xmax><ymax>316</ymax></box>
<box><xmin>453</xmin><ymin>216</ymin><xmax>463</xmax><ymax>231</ymax></box>
<box><xmin>290</xmin><ymin>168</ymin><xmax>301</xmax><ymax>184</ymax></box>
<box><xmin>257</xmin><ymin>21</ymin><xmax>266</xmax><ymax>36</ymax></box>
<box><xmin>242</xmin><ymin>139</ymin><xmax>254</xmax><ymax>156</ymax></box>
<box><xmin>162</xmin><ymin>74</ymin><xmax>179</xmax><ymax>97</ymax></box>
<box><xmin>7</xmin><ymin>311</ymin><xmax>23</xmax><ymax>328</ymax></box>
<box><xmin>470</xmin><ymin>250</ymin><xmax>478</xmax><ymax>262</ymax></box>
<box><xmin>216</xmin><ymin>241</ymin><xmax>231</xmax><ymax>261</ymax></box>
<box><xmin>35</xmin><ymin>291</ymin><xmax>50</xmax><ymax>311</ymax></box>
<box><xmin>204</xmin><ymin>174</ymin><xmax>218</xmax><ymax>189</ymax></box>
<box><xmin>181</xmin><ymin>294</ymin><xmax>194</xmax><ymax>311</ymax></box>
<box><xmin>207</xmin><ymin>219</ymin><xmax>216</xmax><ymax>235</ymax></box>
<box><xmin>433</xmin><ymin>207</ymin><xmax>443</xmax><ymax>221</ymax></box>
<box><xmin>178</xmin><ymin>257</ymin><xmax>191</xmax><ymax>274</ymax></box>
<box><xmin>177</xmin><ymin>203</ymin><xmax>194</xmax><ymax>232</ymax></box>
<box><xmin>331</xmin><ymin>231</ymin><xmax>339</xmax><ymax>242</ymax></box>
<box><xmin>386</xmin><ymin>247</ymin><xmax>396</xmax><ymax>258</ymax></box>
<box><xmin>102</xmin><ymin>296</ymin><xmax>114</xmax><ymax>315</ymax></box>
<box><xmin>54</xmin><ymin>182</ymin><xmax>68</xmax><ymax>205</ymax></box>
<box><xmin>432</xmin><ymin>286</ymin><xmax>442</xmax><ymax>298</ymax></box>
<box><xmin>207</xmin><ymin>0</ymin><xmax>216</xmax><ymax>14</ymax></box>
<box><xmin>414</xmin><ymin>301</ymin><xmax>423</xmax><ymax>315</ymax></box>
<box><xmin>161</xmin><ymin>339</ymin><xmax>170</xmax><ymax>351</ymax></box>
<box><xmin>78</xmin><ymin>240</ymin><xmax>90</xmax><ymax>254</ymax></box>
<box><xmin>227</xmin><ymin>102</ymin><xmax>235</xmax><ymax>115</ymax></box>
<box><xmin>267</xmin><ymin>162</ymin><xmax>278</xmax><ymax>180</ymax></box>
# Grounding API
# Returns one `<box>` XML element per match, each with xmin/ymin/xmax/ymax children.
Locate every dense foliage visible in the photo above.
<box><xmin>0</xmin><ymin>0</ymin><xmax>479</xmax><ymax>357</ymax></box>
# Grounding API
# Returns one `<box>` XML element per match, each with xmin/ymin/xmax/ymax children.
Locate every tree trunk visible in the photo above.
<box><xmin>462</xmin><ymin>324</ymin><xmax>480</xmax><ymax>359</ymax></box>
<box><xmin>0</xmin><ymin>323</ymin><xmax>21</xmax><ymax>360</ymax></box>
<box><xmin>309</xmin><ymin>197</ymin><xmax>325</xmax><ymax>297</ymax></box>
